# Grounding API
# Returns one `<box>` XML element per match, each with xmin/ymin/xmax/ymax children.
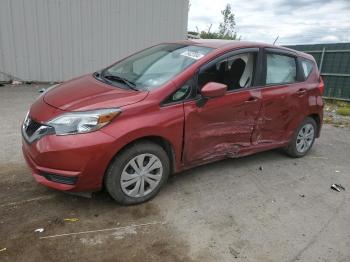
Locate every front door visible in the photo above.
<box><xmin>183</xmin><ymin>49</ymin><xmax>262</xmax><ymax>165</ymax></box>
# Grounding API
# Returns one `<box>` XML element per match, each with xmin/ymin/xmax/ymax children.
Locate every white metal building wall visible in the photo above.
<box><xmin>0</xmin><ymin>0</ymin><xmax>189</xmax><ymax>82</ymax></box>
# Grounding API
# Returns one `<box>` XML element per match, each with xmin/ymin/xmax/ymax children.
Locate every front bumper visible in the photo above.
<box><xmin>22</xmin><ymin>130</ymin><xmax>116</xmax><ymax>192</ymax></box>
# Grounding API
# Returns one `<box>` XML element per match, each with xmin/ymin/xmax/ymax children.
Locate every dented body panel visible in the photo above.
<box><xmin>183</xmin><ymin>88</ymin><xmax>261</xmax><ymax>164</ymax></box>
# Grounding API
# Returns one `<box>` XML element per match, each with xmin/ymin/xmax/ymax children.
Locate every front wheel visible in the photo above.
<box><xmin>285</xmin><ymin>117</ymin><xmax>317</xmax><ymax>158</ymax></box>
<box><xmin>105</xmin><ymin>141</ymin><xmax>170</xmax><ymax>205</ymax></box>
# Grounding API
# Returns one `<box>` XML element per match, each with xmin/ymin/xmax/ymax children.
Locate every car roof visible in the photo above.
<box><xmin>172</xmin><ymin>39</ymin><xmax>314</xmax><ymax>60</ymax></box>
<box><xmin>186</xmin><ymin>39</ymin><xmax>263</xmax><ymax>49</ymax></box>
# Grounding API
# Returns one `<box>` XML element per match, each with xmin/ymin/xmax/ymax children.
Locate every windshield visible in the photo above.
<box><xmin>101</xmin><ymin>44</ymin><xmax>213</xmax><ymax>91</ymax></box>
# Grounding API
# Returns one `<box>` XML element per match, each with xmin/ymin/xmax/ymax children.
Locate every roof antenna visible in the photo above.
<box><xmin>273</xmin><ymin>36</ymin><xmax>279</xmax><ymax>45</ymax></box>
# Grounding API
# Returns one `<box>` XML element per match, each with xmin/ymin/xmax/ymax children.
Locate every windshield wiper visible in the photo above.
<box><xmin>102</xmin><ymin>74</ymin><xmax>138</xmax><ymax>91</ymax></box>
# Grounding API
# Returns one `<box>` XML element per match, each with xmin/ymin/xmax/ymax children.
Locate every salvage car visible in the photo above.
<box><xmin>22</xmin><ymin>40</ymin><xmax>324</xmax><ymax>204</ymax></box>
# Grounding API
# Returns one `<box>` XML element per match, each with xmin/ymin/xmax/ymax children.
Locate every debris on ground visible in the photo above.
<box><xmin>299</xmin><ymin>194</ymin><xmax>305</xmax><ymax>198</ymax></box>
<box><xmin>331</xmin><ymin>184</ymin><xmax>346</xmax><ymax>192</ymax></box>
<box><xmin>34</xmin><ymin>228</ymin><xmax>44</xmax><ymax>233</ymax></box>
<box><xmin>64</xmin><ymin>218</ymin><xmax>79</xmax><ymax>222</ymax></box>
<box><xmin>38</xmin><ymin>88</ymin><xmax>46</xmax><ymax>93</ymax></box>
<box><xmin>310</xmin><ymin>156</ymin><xmax>329</xmax><ymax>160</ymax></box>
<box><xmin>229</xmin><ymin>247</ymin><xmax>240</xmax><ymax>258</ymax></box>
<box><xmin>0</xmin><ymin>248</ymin><xmax>6</xmax><ymax>252</ymax></box>
<box><xmin>11</xmin><ymin>80</ymin><xmax>22</xmax><ymax>85</ymax></box>
<box><xmin>335</xmin><ymin>170</ymin><xmax>340</xmax><ymax>173</ymax></box>
<box><xmin>259</xmin><ymin>166</ymin><xmax>263</xmax><ymax>171</ymax></box>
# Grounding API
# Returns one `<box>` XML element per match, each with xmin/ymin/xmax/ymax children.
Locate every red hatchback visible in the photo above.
<box><xmin>22</xmin><ymin>40</ymin><xmax>324</xmax><ymax>205</ymax></box>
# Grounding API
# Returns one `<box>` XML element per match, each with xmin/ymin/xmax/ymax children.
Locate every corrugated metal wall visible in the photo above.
<box><xmin>0</xmin><ymin>0</ymin><xmax>189</xmax><ymax>82</ymax></box>
<box><xmin>286</xmin><ymin>43</ymin><xmax>350</xmax><ymax>100</ymax></box>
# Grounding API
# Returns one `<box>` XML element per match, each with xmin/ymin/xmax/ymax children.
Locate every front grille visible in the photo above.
<box><xmin>25</xmin><ymin>118</ymin><xmax>42</xmax><ymax>137</ymax></box>
<box><xmin>22</xmin><ymin>115</ymin><xmax>54</xmax><ymax>143</ymax></box>
<box><xmin>40</xmin><ymin>172</ymin><xmax>78</xmax><ymax>185</ymax></box>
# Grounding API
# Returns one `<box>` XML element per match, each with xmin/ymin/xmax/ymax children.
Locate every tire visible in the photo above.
<box><xmin>105</xmin><ymin>140</ymin><xmax>170</xmax><ymax>205</ymax></box>
<box><xmin>285</xmin><ymin>117</ymin><xmax>317</xmax><ymax>158</ymax></box>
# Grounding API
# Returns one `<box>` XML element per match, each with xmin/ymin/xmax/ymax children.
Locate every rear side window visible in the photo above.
<box><xmin>301</xmin><ymin>59</ymin><xmax>314</xmax><ymax>80</ymax></box>
<box><xmin>266</xmin><ymin>53</ymin><xmax>297</xmax><ymax>85</ymax></box>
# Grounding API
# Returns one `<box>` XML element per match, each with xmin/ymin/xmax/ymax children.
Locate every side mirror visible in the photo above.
<box><xmin>196</xmin><ymin>82</ymin><xmax>227</xmax><ymax>107</ymax></box>
<box><xmin>201</xmin><ymin>82</ymin><xmax>227</xmax><ymax>98</ymax></box>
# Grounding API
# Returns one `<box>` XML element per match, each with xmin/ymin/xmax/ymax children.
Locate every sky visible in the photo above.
<box><xmin>188</xmin><ymin>0</ymin><xmax>350</xmax><ymax>45</ymax></box>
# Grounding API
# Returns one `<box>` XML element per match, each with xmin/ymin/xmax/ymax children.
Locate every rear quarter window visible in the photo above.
<box><xmin>301</xmin><ymin>59</ymin><xmax>314</xmax><ymax>80</ymax></box>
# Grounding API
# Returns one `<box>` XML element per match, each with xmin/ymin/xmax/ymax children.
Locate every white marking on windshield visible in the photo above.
<box><xmin>180</xmin><ymin>50</ymin><xmax>205</xmax><ymax>60</ymax></box>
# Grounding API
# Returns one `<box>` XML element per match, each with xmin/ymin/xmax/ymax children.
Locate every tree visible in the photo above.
<box><xmin>199</xmin><ymin>3</ymin><xmax>240</xmax><ymax>40</ymax></box>
<box><xmin>218</xmin><ymin>4</ymin><xmax>238</xmax><ymax>39</ymax></box>
<box><xmin>199</xmin><ymin>24</ymin><xmax>219</xmax><ymax>39</ymax></box>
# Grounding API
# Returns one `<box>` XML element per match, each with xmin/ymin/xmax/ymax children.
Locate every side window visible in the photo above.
<box><xmin>301</xmin><ymin>59</ymin><xmax>314</xmax><ymax>80</ymax></box>
<box><xmin>266</xmin><ymin>53</ymin><xmax>297</xmax><ymax>85</ymax></box>
<box><xmin>198</xmin><ymin>52</ymin><xmax>256</xmax><ymax>91</ymax></box>
<box><xmin>162</xmin><ymin>82</ymin><xmax>192</xmax><ymax>105</ymax></box>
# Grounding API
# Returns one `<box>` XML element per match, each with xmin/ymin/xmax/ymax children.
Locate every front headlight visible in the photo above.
<box><xmin>47</xmin><ymin>108</ymin><xmax>121</xmax><ymax>135</ymax></box>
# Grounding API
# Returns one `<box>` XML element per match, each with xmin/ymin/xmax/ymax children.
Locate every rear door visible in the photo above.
<box><xmin>183</xmin><ymin>48</ymin><xmax>262</xmax><ymax>165</ymax></box>
<box><xmin>252</xmin><ymin>48</ymin><xmax>308</xmax><ymax>145</ymax></box>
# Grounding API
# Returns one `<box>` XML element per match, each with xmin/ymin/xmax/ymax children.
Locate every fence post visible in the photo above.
<box><xmin>319</xmin><ymin>47</ymin><xmax>326</xmax><ymax>73</ymax></box>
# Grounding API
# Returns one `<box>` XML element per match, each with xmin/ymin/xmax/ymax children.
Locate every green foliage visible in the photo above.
<box><xmin>199</xmin><ymin>31</ymin><xmax>221</xmax><ymax>39</ymax></box>
<box><xmin>199</xmin><ymin>4</ymin><xmax>239</xmax><ymax>40</ymax></box>
<box><xmin>336</xmin><ymin>107</ymin><xmax>350</xmax><ymax>116</ymax></box>
<box><xmin>218</xmin><ymin>4</ymin><xmax>237</xmax><ymax>39</ymax></box>
<box><xmin>188</xmin><ymin>31</ymin><xmax>199</xmax><ymax>36</ymax></box>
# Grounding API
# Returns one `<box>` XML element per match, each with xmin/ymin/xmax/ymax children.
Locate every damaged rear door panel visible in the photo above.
<box><xmin>252</xmin><ymin>48</ymin><xmax>309</xmax><ymax>145</ymax></box>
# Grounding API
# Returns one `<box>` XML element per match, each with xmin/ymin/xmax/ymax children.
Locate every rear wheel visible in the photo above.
<box><xmin>285</xmin><ymin>117</ymin><xmax>317</xmax><ymax>158</ymax></box>
<box><xmin>105</xmin><ymin>141</ymin><xmax>170</xmax><ymax>205</ymax></box>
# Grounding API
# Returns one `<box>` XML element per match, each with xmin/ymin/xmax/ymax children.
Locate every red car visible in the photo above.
<box><xmin>22</xmin><ymin>40</ymin><xmax>324</xmax><ymax>205</ymax></box>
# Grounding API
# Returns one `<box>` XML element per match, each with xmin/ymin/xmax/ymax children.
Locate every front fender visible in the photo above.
<box><xmin>101</xmin><ymin>102</ymin><xmax>185</xmax><ymax>175</ymax></box>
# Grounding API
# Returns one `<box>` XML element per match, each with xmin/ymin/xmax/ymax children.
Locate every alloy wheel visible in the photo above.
<box><xmin>296</xmin><ymin>123</ymin><xmax>315</xmax><ymax>153</ymax></box>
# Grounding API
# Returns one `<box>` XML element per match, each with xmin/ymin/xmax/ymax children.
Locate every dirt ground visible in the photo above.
<box><xmin>1</xmin><ymin>84</ymin><xmax>350</xmax><ymax>262</ymax></box>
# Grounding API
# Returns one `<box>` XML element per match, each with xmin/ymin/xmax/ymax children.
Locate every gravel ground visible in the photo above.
<box><xmin>1</xmin><ymin>84</ymin><xmax>350</xmax><ymax>262</ymax></box>
<box><xmin>324</xmin><ymin>101</ymin><xmax>350</xmax><ymax>128</ymax></box>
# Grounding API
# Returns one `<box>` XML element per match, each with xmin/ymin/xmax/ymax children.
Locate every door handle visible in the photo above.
<box><xmin>244</xmin><ymin>96</ymin><xmax>259</xmax><ymax>103</ymax></box>
<box><xmin>297</xmin><ymin>89</ymin><xmax>307</xmax><ymax>96</ymax></box>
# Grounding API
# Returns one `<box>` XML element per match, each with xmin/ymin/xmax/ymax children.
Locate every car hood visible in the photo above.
<box><xmin>43</xmin><ymin>74</ymin><xmax>148</xmax><ymax>111</ymax></box>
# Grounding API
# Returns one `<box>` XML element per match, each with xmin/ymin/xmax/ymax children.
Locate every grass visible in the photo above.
<box><xmin>336</xmin><ymin>107</ymin><xmax>350</xmax><ymax>116</ymax></box>
<box><xmin>323</xmin><ymin>117</ymin><xmax>333</xmax><ymax>124</ymax></box>
<box><xmin>323</xmin><ymin>99</ymin><xmax>350</xmax><ymax>127</ymax></box>
<box><xmin>325</xmin><ymin>99</ymin><xmax>350</xmax><ymax>116</ymax></box>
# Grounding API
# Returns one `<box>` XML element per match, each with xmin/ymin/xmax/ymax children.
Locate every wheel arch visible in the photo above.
<box><xmin>105</xmin><ymin>135</ymin><xmax>177</xmax><ymax>178</ymax></box>
<box><xmin>135</xmin><ymin>136</ymin><xmax>176</xmax><ymax>174</ymax></box>
<box><xmin>307</xmin><ymin>113</ymin><xmax>321</xmax><ymax>137</ymax></box>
